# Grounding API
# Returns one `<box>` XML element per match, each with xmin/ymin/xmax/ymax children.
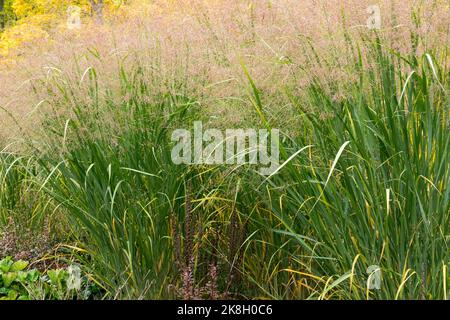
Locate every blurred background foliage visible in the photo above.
<box><xmin>0</xmin><ymin>0</ymin><xmax>124</xmax><ymax>57</ymax></box>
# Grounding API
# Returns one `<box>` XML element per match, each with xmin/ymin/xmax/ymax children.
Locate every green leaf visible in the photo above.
<box><xmin>17</xmin><ymin>271</ymin><xmax>28</xmax><ymax>282</ymax></box>
<box><xmin>7</xmin><ymin>289</ymin><xmax>18</xmax><ymax>300</ymax></box>
<box><xmin>0</xmin><ymin>257</ymin><xmax>13</xmax><ymax>273</ymax></box>
<box><xmin>26</xmin><ymin>269</ymin><xmax>41</xmax><ymax>282</ymax></box>
<box><xmin>48</xmin><ymin>269</ymin><xmax>66</xmax><ymax>285</ymax></box>
<box><xmin>10</xmin><ymin>260</ymin><xmax>29</xmax><ymax>272</ymax></box>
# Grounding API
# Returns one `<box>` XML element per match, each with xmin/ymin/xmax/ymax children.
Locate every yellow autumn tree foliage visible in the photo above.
<box><xmin>0</xmin><ymin>0</ymin><xmax>123</xmax><ymax>61</ymax></box>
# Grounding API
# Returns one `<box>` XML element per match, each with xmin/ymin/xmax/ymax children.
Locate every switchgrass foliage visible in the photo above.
<box><xmin>0</xmin><ymin>30</ymin><xmax>448</xmax><ymax>299</ymax></box>
<box><xmin>0</xmin><ymin>149</ymin><xmax>49</xmax><ymax>228</ymax></box>
<box><xmin>250</xmin><ymin>37</ymin><xmax>449</xmax><ymax>300</ymax></box>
